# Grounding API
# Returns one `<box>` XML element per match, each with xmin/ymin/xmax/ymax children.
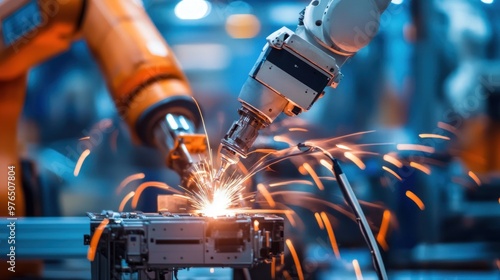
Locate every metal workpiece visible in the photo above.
<box><xmin>85</xmin><ymin>211</ymin><xmax>284</xmax><ymax>280</ymax></box>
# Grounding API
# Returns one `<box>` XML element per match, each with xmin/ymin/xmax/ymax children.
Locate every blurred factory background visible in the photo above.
<box><xmin>5</xmin><ymin>0</ymin><xmax>500</xmax><ymax>279</ymax></box>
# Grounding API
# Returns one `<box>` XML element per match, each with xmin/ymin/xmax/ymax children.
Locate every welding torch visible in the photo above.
<box><xmin>216</xmin><ymin>0</ymin><xmax>392</xmax><ymax>179</ymax></box>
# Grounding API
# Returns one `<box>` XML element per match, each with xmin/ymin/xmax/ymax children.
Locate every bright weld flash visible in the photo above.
<box><xmin>201</xmin><ymin>189</ymin><xmax>233</xmax><ymax>217</ymax></box>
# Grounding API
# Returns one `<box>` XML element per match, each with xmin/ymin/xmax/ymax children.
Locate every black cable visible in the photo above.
<box><xmin>297</xmin><ymin>143</ymin><xmax>388</xmax><ymax>280</ymax></box>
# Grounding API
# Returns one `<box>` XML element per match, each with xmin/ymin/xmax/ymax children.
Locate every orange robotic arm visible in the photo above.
<box><xmin>0</xmin><ymin>0</ymin><xmax>205</xmax><ymax>216</ymax></box>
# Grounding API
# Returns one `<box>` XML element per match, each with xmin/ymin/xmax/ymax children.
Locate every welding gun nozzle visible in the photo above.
<box><xmin>214</xmin><ymin>157</ymin><xmax>231</xmax><ymax>181</ymax></box>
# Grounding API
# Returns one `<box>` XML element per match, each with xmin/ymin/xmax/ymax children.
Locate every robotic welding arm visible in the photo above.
<box><xmin>217</xmin><ymin>0</ymin><xmax>391</xmax><ymax>177</ymax></box>
<box><xmin>81</xmin><ymin>0</ymin><xmax>207</xmax><ymax>181</ymax></box>
<box><xmin>0</xmin><ymin>0</ymin><xmax>206</xmax><ymax>185</ymax></box>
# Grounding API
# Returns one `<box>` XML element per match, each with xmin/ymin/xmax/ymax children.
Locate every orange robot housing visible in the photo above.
<box><xmin>0</xmin><ymin>0</ymin><xmax>201</xmax><ymax>217</ymax></box>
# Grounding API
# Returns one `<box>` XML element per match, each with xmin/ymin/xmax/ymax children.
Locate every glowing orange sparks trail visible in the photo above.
<box><xmin>289</xmin><ymin>127</ymin><xmax>308</xmax><ymax>132</ymax></box>
<box><xmin>376</xmin><ymin>210</ymin><xmax>391</xmax><ymax>251</ymax></box>
<box><xmin>383</xmin><ymin>154</ymin><xmax>403</xmax><ymax>168</ymax></box>
<box><xmin>116</xmin><ymin>173</ymin><xmax>145</xmax><ymax>194</ymax></box>
<box><xmin>468</xmin><ymin>171</ymin><xmax>481</xmax><ymax>186</ymax></box>
<box><xmin>419</xmin><ymin>134</ymin><xmax>450</xmax><ymax>140</ymax></box>
<box><xmin>79</xmin><ymin>136</ymin><xmax>90</xmax><ymax>141</ymax></box>
<box><xmin>320</xmin><ymin>212</ymin><xmax>340</xmax><ymax>260</ymax></box>
<box><xmin>119</xmin><ymin>191</ymin><xmax>135</xmax><ymax>212</ymax></box>
<box><xmin>269</xmin><ymin>180</ymin><xmax>313</xmax><ymax>188</ymax></box>
<box><xmin>382</xmin><ymin>166</ymin><xmax>402</xmax><ymax>181</ymax></box>
<box><xmin>344</xmin><ymin>152</ymin><xmax>366</xmax><ymax>170</ymax></box>
<box><xmin>314</xmin><ymin>212</ymin><xmax>325</xmax><ymax>230</ymax></box>
<box><xmin>282</xmin><ymin>270</ymin><xmax>292</xmax><ymax>280</ymax></box>
<box><xmin>406</xmin><ymin>191</ymin><xmax>425</xmax><ymax>210</ymax></box>
<box><xmin>87</xmin><ymin>218</ymin><xmax>109</xmax><ymax>261</ymax></box>
<box><xmin>285</xmin><ymin>239</ymin><xmax>304</xmax><ymax>280</ymax></box>
<box><xmin>410</xmin><ymin>162</ymin><xmax>431</xmax><ymax>175</ymax></box>
<box><xmin>352</xmin><ymin>259</ymin><xmax>364</xmax><ymax>280</ymax></box>
<box><xmin>397</xmin><ymin>144</ymin><xmax>435</xmax><ymax>154</ymax></box>
<box><xmin>132</xmin><ymin>182</ymin><xmax>176</xmax><ymax>209</ymax></box>
<box><xmin>336</xmin><ymin>144</ymin><xmax>352</xmax><ymax>150</ymax></box>
<box><xmin>438</xmin><ymin>122</ymin><xmax>458</xmax><ymax>135</ymax></box>
<box><xmin>74</xmin><ymin>149</ymin><xmax>90</xmax><ymax>177</ymax></box>
<box><xmin>302</xmin><ymin>163</ymin><xmax>324</xmax><ymax>190</ymax></box>
<box><xmin>285</xmin><ymin>212</ymin><xmax>297</xmax><ymax>228</ymax></box>
<box><xmin>269</xmin><ymin>180</ymin><xmax>313</xmax><ymax>187</ymax></box>
<box><xmin>257</xmin><ymin>184</ymin><xmax>276</xmax><ymax>208</ymax></box>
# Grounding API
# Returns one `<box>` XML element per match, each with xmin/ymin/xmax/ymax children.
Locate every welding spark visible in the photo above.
<box><xmin>87</xmin><ymin>218</ymin><xmax>109</xmax><ymax>261</ymax></box>
<box><xmin>116</xmin><ymin>173</ymin><xmax>145</xmax><ymax>194</ymax></box>
<box><xmin>410</xmin><ymin>162</ymin><xmax>431</xmax><ymax>175</ymax></box>
<box><xmin>257</xmin><ymin>183</ymin><xmax>276</xmax><ymax>207</ymax></box>
<box><xmin>132</xmin><ymin>181</ymin><xmax>180</xmax><ymax>209</ymax></box>
<box><xmin>419</xmin><ymin>133</ymin><xmax>450</xmax><ymax>140</ymax></box>
<box><xmin>405</xmin><ymin>191</ymin><xmax>425</xmax><ymax>210</ymax></box>
<box><xmin>383</xmin><ymin>154</ymin><xmax>403</xmax><ymax>168</ymax></box>
<box><xmin>344</xmin><ymin>152</ymin><xmax>366</xmax><ymax>170</ymax></box>
<box><xmin>397</xmin><ymin>144</ymin><xmax>435</xmax><ymax>154</ymax></box>
<box><xmin>437</xmin><ymin>121</ymin><xmax>458</xmax><ymax>135</ymax></box>
<box><xmin>468</xmin><ymin>171</ymin><xmax>481</xmax><ymax>186</ymax></box>
<box><xmin>269</xmin><ymin>180</ymin><xmax>313</xmax><ymax>187</ymax></box>
<box><xmin>336</xmin><ymin>144</ymin><xmax>352</xmax><ymax>150</ymax></box>
<box><xmin>352</xmin><ymin>259</ymin><xmax>364</xmax><ymax>280</ymax></box>
<box><xmin>285</xmin><ymin>239</ymin><xmax>304</xmax><ymax>280</ymax></box>
<box><xmin>302</xmin><ymin>163</ymin><xmax>324</xmax><ymax>190</ymax></box>
<box><xmin>382</xmin><ymin>166</ymin><xmax>402</xmax><ymax>181</ymax></box>
<box><xmin>79</xmin><ymin>136</ymin><xmax>90</xmax><ymax>141</ymax></box>
<box><xmin>118</xmin><ymin>191</ymin><xmax>135</xmax><ymax>212</ymax></box>
<box><xmin>314</xmin><ymin>212</ymin><xmax>325</xmax><ymax>230</ymax></box>
<box><xmin>184</xmin><ymin>160</ymin><xmax>248</xmax><ymax>216</ymax></box>
<box><xmin>74</xmin><ymin>149</ymin><xmax>90</xmax><ymax>177</ymax></box>
<box><xmin>289</xmin><ymin>127</ymin><xmax>308</xmax><ymax>132</ymax></box>
<box><xmin>320</xmin><ymin>212</ymin><xmax>340</xmax><ymax>260</ymax></box>
<box><xmin>376</xmin><ymin>210</ymin><xmax>391</xmax><ymax>251</ymax></box>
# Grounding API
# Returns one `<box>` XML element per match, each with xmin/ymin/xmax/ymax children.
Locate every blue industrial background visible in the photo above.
<box><xmin>9</xmin><ymin>0</ymin><xmax>500</xmax><ymax>279</ymax></box>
